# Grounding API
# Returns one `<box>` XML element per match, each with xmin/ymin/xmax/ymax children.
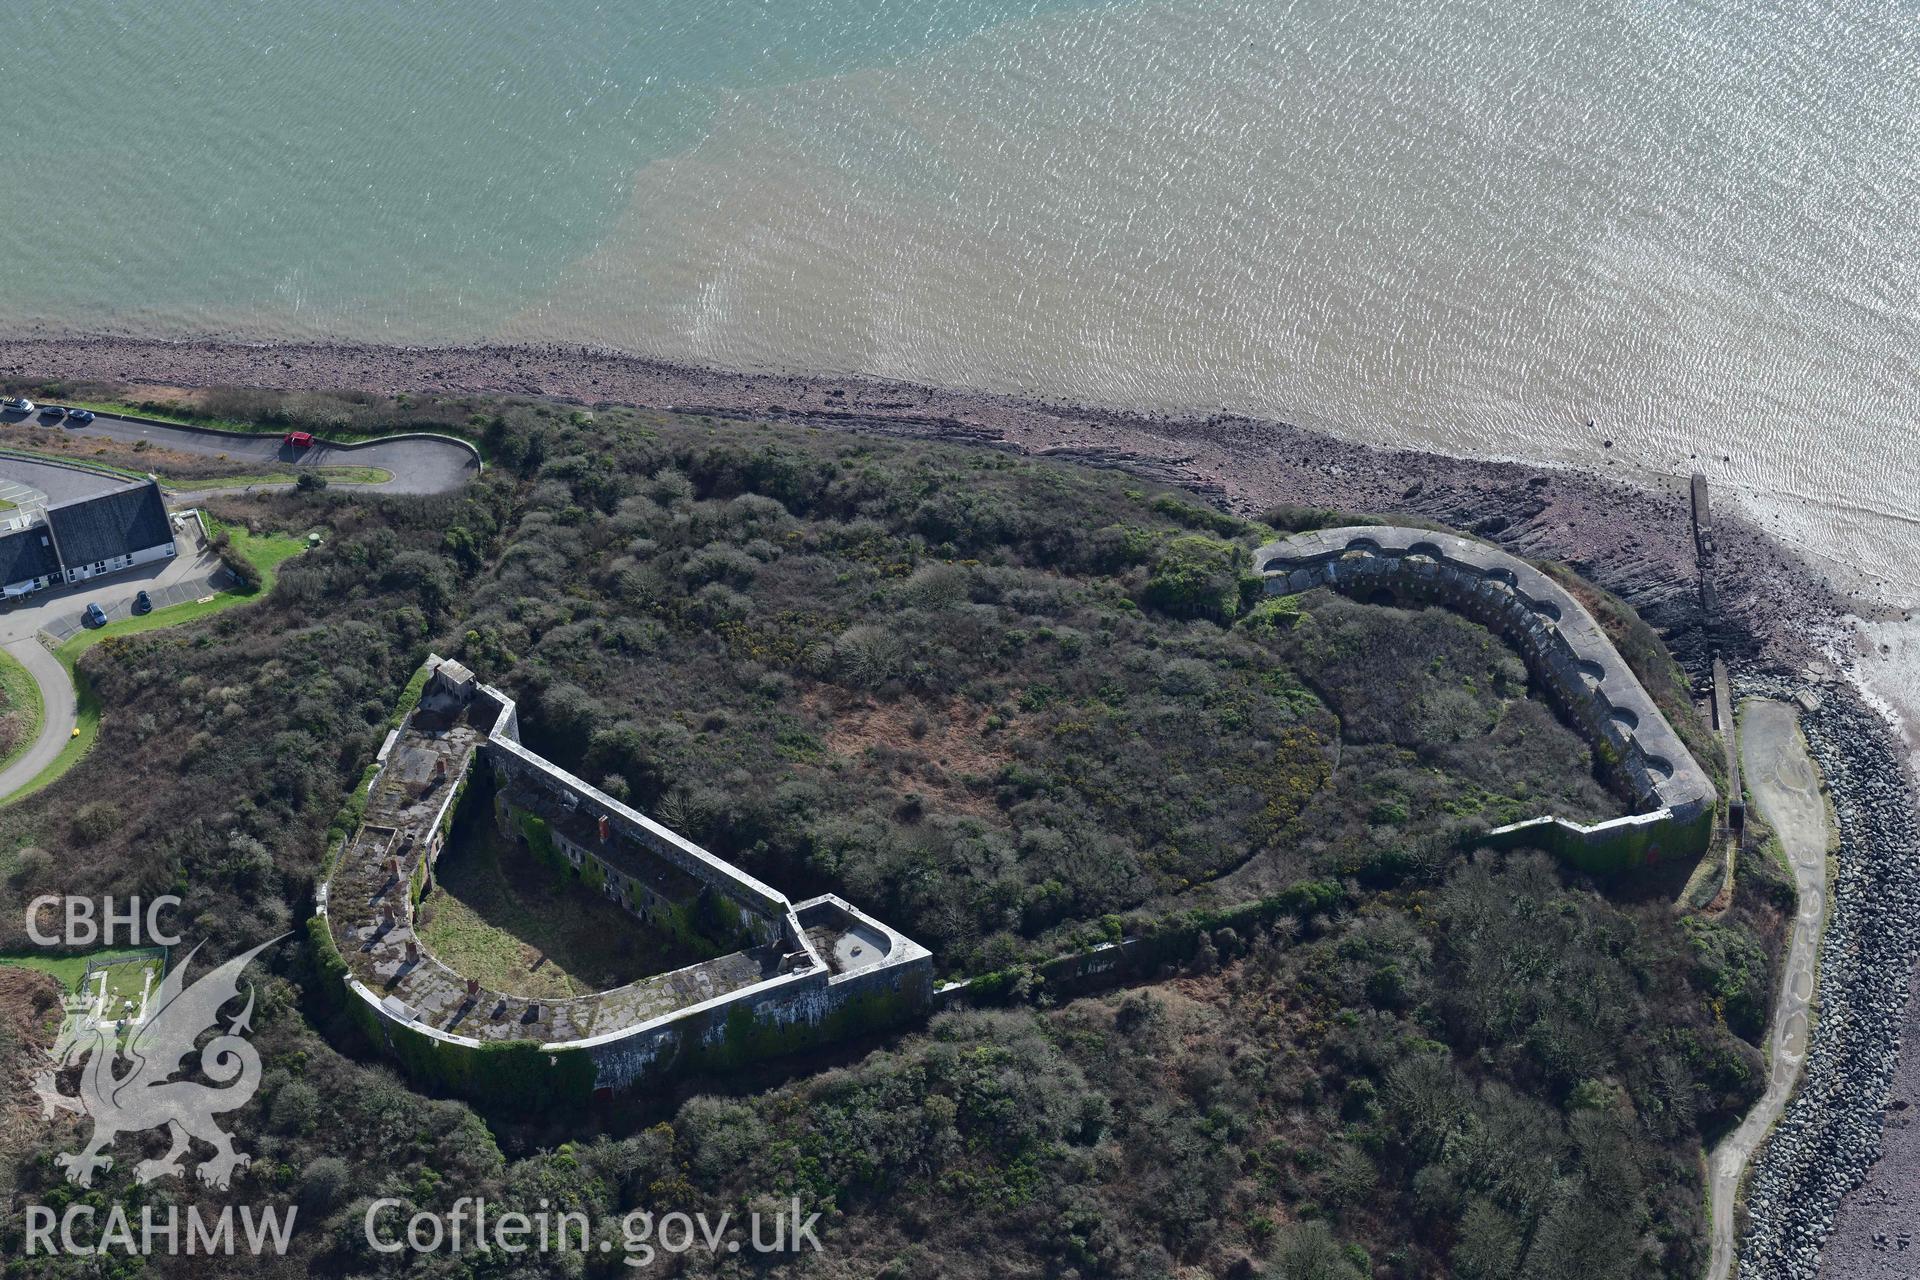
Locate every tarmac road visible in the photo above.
<box><xmin>0</xmin><ymin>637</ymin><xmax>74</xmax><ymax>802</ymax></box>
<box><xmin>0</xmin><ymin>455</ymin><xmax>129</xmax><ymax>509</ymax></box>
<box><xmin>0</xmin><ymin>513</ymin><xmax>224</xmax><ymax>803</ymax></box>
<box><xmin>1</xmin><ymin>407</ymin><xmax>479</xmax><ymax>495</ymax></box>
<box><xmin>0</xmin><ymin>412</ymin><xmax>478</xmax><ymax>805</ymax></box>
<box><xmin>1708</xmin><ymin>698</ymin><xmax>1834</xmax><ymax>1280</ymax></box>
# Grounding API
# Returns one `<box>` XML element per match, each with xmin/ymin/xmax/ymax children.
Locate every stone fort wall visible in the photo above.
<box><xmin>1256</xmin><ymin>527</ymin><xmax>1716</xmax><ymax>870</ymax></box>
<box><xmin>314</xmin><ymin>657</ymin><xmax>933</xmax><ymax>1106</ymax></box>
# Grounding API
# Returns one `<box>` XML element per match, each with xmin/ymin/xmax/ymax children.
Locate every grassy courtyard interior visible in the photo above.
<box><xmin>415</xmin><ymin>793</ymin><xmax>729</xmax><ymax>1002</ymax></box>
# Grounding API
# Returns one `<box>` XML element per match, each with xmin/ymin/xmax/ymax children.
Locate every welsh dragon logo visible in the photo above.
<box><xmin>33</xmin><ymin>936</ymin><xmax>284</xmax><ymax>1190</ymax></box>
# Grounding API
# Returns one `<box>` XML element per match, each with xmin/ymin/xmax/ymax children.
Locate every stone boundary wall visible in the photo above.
<box><xmin>579</xmin><ymin>907</ymin><xmax>934</xmax><ymax>1089</ymax></box>
<box><xmin>1256</xmin><ymin>526</ymin><xmax>1716</xmax><ymax>868</ymax></box>
<box><xmin>485</xmin><ymin>736</ymin><xmax>790</xmax><ymax>927</ymax></box>
<box><xmin>1479</xmin><ymin>808</ymin><xmax>1714</xmax><ymax>876</ymax></box>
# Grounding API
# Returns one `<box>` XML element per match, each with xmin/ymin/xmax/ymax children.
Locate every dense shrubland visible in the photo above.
<box><xmin>0</xmin><ymin>393</ymin><xmax>1772</xmax><ymax>1278</ymax></box>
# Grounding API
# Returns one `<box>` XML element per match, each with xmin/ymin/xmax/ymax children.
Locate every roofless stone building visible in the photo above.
<box><xmin>312</xmin><ymin>657</ymin><xmax>931</xmax><ymax>1105</ymax></box>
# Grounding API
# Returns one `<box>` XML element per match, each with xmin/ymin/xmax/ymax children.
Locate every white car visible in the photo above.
<box><xmin>0</xmin><ymin>397</ymin><xmax>33</xmax><ymax>414</ymax></box>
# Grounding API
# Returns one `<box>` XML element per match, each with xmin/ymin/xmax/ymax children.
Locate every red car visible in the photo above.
<box><xmin>283</xmin><ymin>431</ymin><xmax>315</xmax><ymax>449</ymax></box>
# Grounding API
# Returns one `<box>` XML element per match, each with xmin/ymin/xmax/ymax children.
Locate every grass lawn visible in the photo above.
<box><xmin>179</xmin><ymin>465</ymin><xmax>393</xmax><ymax>489</ymax></box>
<box><xmin>92</xmin><ymin>955</ymin><xmax>161</xmax><ymax>1017</ymax></box>
<box><xmin>0</xmin><ymin>947</ymin><xmax>161</xmax><ymax>992</ymax></box>
<box><xmin>0</xmin><ymin>526</ymin><xmax>313</xmax><ymax>806</ymax></box>
<box><xmin>222</xmin><ymin>525</ymin><xmax>311</xmax><ymax>589</ymax></box>
<box><xmin>0</xmin><ymin>646</ymin><xmax>45</xmax><ymax>778</ymax></box>
<box><xmin>418</xmin><ymin>820</ymin><xmax>696</xmax><ymax>1001</ymax></box>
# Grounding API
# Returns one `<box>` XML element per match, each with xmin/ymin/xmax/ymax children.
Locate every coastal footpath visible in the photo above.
<box><xmin>1736</xmin><ymin>677</ymin><xmax>1920</xmax><ymax>1279</ymax></box>
<box><xmin>3</xmin><ymin>337</ymin><xmax>1915</xmax><ymax>1274</ymax></box>
<box><xmin>1709</xmin><ymin>701</ymin><xmax>1833</xmax><ymax>1280</ymax></box>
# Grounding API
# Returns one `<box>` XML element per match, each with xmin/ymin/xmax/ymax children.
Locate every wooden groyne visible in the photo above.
<box><xmin>1693</xmin><ymin>472</ymin><xmax>1718</xmax><ymax>614</ymax></box>
<box><xmin>1692</xmin><ymin>474</ymin><xmax>1743</xmax><ymax>831</ymax></box>
<box><xmin>1713</xmin><ymin>654</ymin><xmax>1745</xmax><ymax>835</ymax></box>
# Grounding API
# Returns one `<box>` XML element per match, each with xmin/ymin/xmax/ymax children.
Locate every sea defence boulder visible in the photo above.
<box><xmin>1255</xmin><ymin>526</ymin><xmax>1716</xmax><ymax>871</ymax></box>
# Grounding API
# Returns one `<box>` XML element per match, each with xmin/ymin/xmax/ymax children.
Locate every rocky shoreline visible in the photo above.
<box><xmin>1733</xmin><ymin>675</ymin><xmax>1920</xmax><ymax>1279</ymax></box>
<box><xmin>3</xmin><ymin>332</ymin><xmax>1916</xmax><ymax>1275</ymax></box>
<box><xmin>0</xmin><ymin>335</ymin><xmax>1848</xmax><ymax>664</ymax></box>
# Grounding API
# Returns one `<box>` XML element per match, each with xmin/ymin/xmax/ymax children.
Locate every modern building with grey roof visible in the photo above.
<box><xmin>0</xmin><ymin>524</ymin><xmax>62</xmax><ymax>597</ymax></box>
<box><xmin>0</xmin><ymin>477</ymin><xmax>177</xmax><ymax>596</ymax></box>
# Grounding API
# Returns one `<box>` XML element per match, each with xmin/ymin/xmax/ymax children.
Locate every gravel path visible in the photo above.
<box><xmin>1735</xmin><ymin>680</ymin><xmax>1920</xmax><ymax>1279</ymax></box>
<box><xmin>1711</xmin><ymin>700</ymin><xmax>1834</xmax><ymax>1278</ymax></box>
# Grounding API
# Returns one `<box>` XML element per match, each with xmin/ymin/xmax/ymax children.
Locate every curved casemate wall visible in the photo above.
<box><xmin>1255</xmin><ymin>526</ymin><xmax>1716</xmax><ymax>871</ymax></box>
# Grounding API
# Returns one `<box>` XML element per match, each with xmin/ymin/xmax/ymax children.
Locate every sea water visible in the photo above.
<box><xmin>2</xmin><ymin>0</ymin><xmax>1916</xmax><ymax>612</ymax></box>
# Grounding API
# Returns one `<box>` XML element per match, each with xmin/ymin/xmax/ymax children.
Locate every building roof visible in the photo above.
<box><xmin>46</xmin><ymin>482</ymin><xmax>171</xmax><ymax>567</ymax></box>
<box><xmin>0</xmin><ymin>525</ymin><xmax>60</xmax><ymax>586</ymax></box>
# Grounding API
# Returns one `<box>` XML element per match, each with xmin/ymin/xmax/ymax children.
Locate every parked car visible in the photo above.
<box><xmin>83</xmin><ymin>603</ymin><xmax>107</xmax><ymax>628</ymax></box>
<box><xmin>0</xmin><ymin>397</ymin><xmax>34</xmax><ymax>414</ymax></box>
<box><xmin>133</xmin><ymin>590</ymin><xmax>153</xmax><ymax>615</ymax></box>
<box><xmin>283</xmin><ymin>430</ymin><xmax>315</xmax><ymax>449</ymax></box>
<box><xmin>66</xmin><ymin>408</ymin><xmax>95</xmax><ymax>425</ymax></box>
<box><xmin>39</xmin><ymin>404</ymin><xmax>66</xmax><ymax>420</ymax></box>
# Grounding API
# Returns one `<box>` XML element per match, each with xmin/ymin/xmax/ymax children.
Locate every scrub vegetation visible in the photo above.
<box><xmin>0</xmin><ymin>390</ymin><xmax>1773</xmax><ymax>1278</ymax></box>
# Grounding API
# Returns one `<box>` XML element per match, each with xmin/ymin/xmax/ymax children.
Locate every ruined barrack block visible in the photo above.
<box><xmin>315</xmin><ymin>656</ymin><xmax>933</xmax><ymax>1099</ymax></box>
<box><xmin>1255</xmin><ymin>527</ymin><xmax>1716</xmax><ymax>868</ymax></box>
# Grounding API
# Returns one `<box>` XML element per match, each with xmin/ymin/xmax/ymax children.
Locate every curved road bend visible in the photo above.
<box><xmin>1709</xmin><ymin>698</ymin><xmax>1833</xmax><ymax>1280</ymax></box>
<box><xmin>0</xmin><ymin>638</ymin><xmax>75</xmax><ymax>800</ymax></box>
<box><xmin>17</xmin><ymin>411</ymin><xmax>479</xmax><ymax>496</ymax></box>
<box><xmin>0</xmin><ymin>415</ymin><xmax>478</xmax><ymax>805</ymax></box>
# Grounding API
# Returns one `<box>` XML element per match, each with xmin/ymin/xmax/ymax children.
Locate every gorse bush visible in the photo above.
<box><xmin>0</xmin><ymin>390</ymin><xmax>1770</xmax><ymax>1279</ymax></box>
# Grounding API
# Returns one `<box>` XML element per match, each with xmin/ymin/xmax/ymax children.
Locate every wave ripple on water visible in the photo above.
<box><xmin>3</xmin><ymin>0</ymin><xmax>1917</xmax><ymax>605</ymax></box>
<box><xmin>522</xmin><ymin>0</ymin><xmax>1920</xmax><ymax>605</ymax></box>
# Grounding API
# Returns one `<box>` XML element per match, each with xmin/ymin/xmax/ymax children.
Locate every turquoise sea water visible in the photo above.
<box><xmin>2</xmin><ymin>0</ymin><xmax>1917</xmax><ymax>607</ymax></box>
<box><xmin>0</xmin><ymin>0</ymin><xmax>1119</xmax><ymax>337</ymax></box>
